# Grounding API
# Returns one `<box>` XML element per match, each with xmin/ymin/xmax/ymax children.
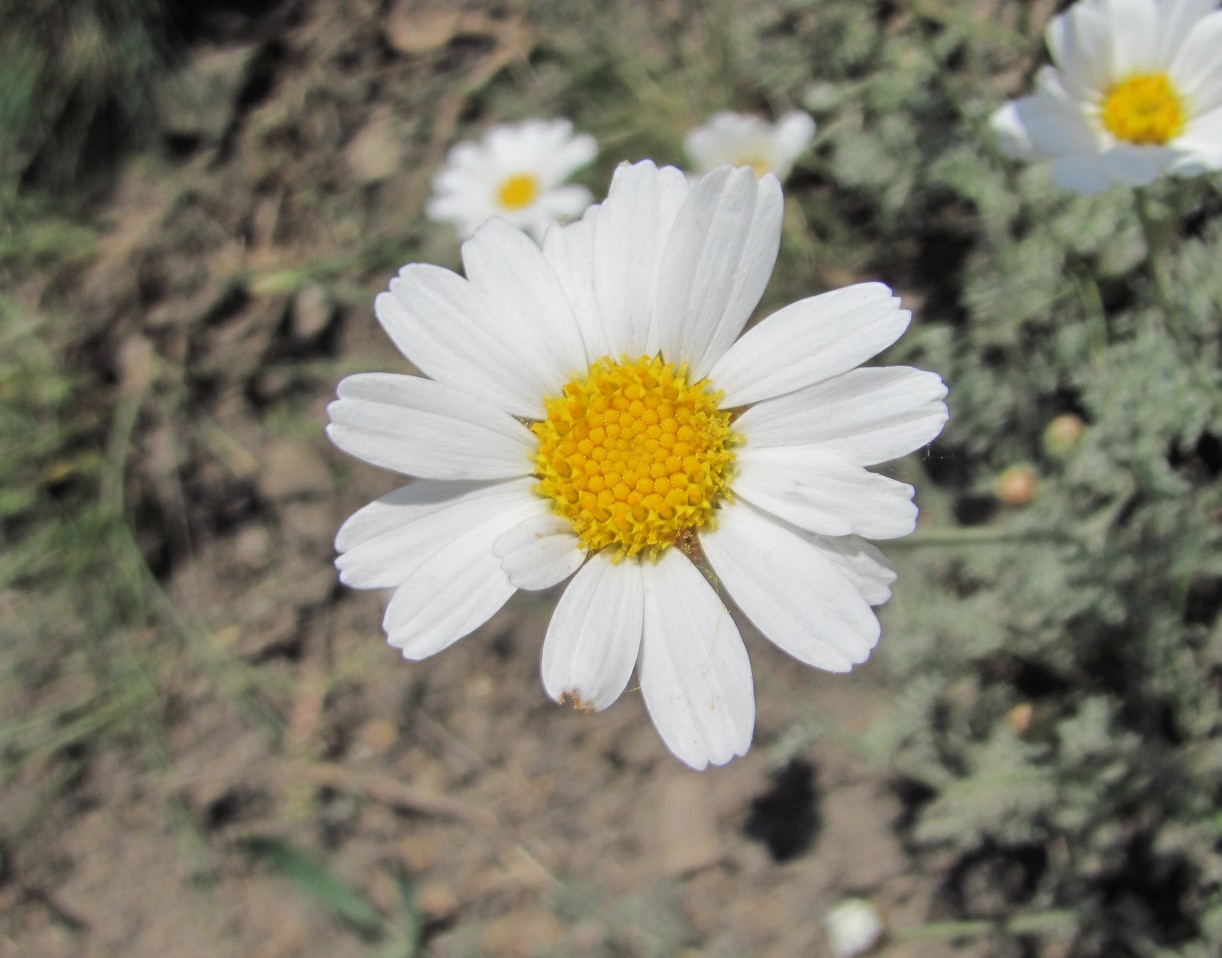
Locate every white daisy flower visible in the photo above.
<box><xmin>426</xmin><ymin>119</ymin><xmax>598</xmax><ymax>241</ymax></box>
<box><xmin>990</xmin><ymin>0</ymin><xmax>1222</xmax><ymax>192</ymax></box>
<box><xmin>684</xmin><ymin>110</ymin><xmax>816</xmax><ymax>180</ymax></box>
<box><xmin>328</xmin><ymin>161</ymin><xmax>948</xmax><ymax>770</ymax></box>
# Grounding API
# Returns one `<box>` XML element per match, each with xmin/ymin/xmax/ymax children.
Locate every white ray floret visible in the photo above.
<box><xmin>329</xmin><ymin>160</ymin><xmax>948</xmax><ymax>770</ymax></box>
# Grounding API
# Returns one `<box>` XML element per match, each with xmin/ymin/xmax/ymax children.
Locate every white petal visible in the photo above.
<box><xmin>593</xmin><ymin>161</ymin><xmax>691</xmax><ymax>358</ymax></box>
<box><xmin>991</xmin><ymin>100</ymin><xmax>1039</xmax><ymax>159</ymax></box>
<box><xmin>425</xmin><ymin>190</ymin><xmax>485</xmax><ymax>229</ymax></box>
<box><xmin>734</xmin><ymin>366</ymin><xmax>949</xmax><ymax>465</ymax></box>
<box><xmin>533</xmin><ymin>184</ymin><xmax>595</xmax><ymax>223</ymax></box>
<box><xmin>733</xmin><ymin>444</ymin><xmax>917</xmax><ymax>540</ymax></box>
<box><xmin>539</xmin><ymin>130</ymin><xmax>598</xmax><ymax>183</ymax></box>
<box><xmin>1049</xmin><ymin>154</ymin><xmax>1115</xmax><ymax>192</ymax></box>
<box><xmin>1171</xmin><ymin>105</ymin><xmax>1222</xmax><ymax>172</ymax></box>
<box><xmin>380</xmin><ymin>486</ymin><xmax>542</xmax><ymax>659</ymax></box>
<box><xmin>772</xmin><ymin>111</ymin><xmax>818</xmax><ymax>174</ymax></box>
<box><xmin>492</xmin><ymin>508</ymin><xmax>586</xmax><ymax>591</ymax></box>
<box><xmin>638</xmin><ymin>549</ymin><xmax>755</xmax><ymax>770</ymax></box>
<box><xmin>990</xmin><ymin>89</ymin><xmax>1098</xmax><ymax>161</ymax></box>
<box><xmin>654</xmin><ymin>166</ymin><xmax>783</xmax><ymax>379</ymax></box>
<box><xmin>813</xmin><ymin>535</ymin><xmax>897</xmax><ymax>607</ymax></box>
<box><xmin>377</xmin><ymin>262</ymin><xmax>555</xmax><ymax>419</ymax></box>
<box><xmin>701</xmin><ymin>500</ymin><xmax>880</xmax><ymax>672</ymax></box>
<box><xmin>485</xmin><ymin>120</ymin><xmax>559</xmax><ymax>169</ymax></box>
<box><xmin>1102</xmin><ymin>0</ymin><xmax>1162</xmax><ymax>76</ymax></box>
<box><xmin>1099</xmin><ymin>143</ymin><xmax>1178</xmax><ymax>184</ymax></box>
<box><xmin>710</xmin><ymin>283</ymin><xmax>910</xmax><ymax>408</ymax></box>
<box><xmin>460</xmin><ymin>218</ymin><xmax>588</xmax><ymax>388</ymax></box>
<box><xmin>337</xmin><ymin>478</ymin><xmax>534</xmax><ymax>589</ymax></box>
<box><xmin>1156</xmin><ymin>0</ymin><xmax>1219</xmax><ymax>65</ymax></box>
<box><xmin>541</xmin><ymin>551</ymin><xmax>643</xmax><ymax>711</ymax></box>
<box><xmin>1046</xmin><ymin>2</ymin><xmax>1113</xmax><ymax>97</ymax></box>
<box><xmin>1170</xmin><ymin>11</ymin><xmax>1222</xmax><ymax>112</ymax></box>
<box><xmin>543</xmin><ymin>206</ymin><xmax>609</xmax><ymax>363</ymax></box>
<box><xmin>683</xmin><ymin>113</ymin><xmax>760</xmax><ymax>174</ymax></box>
<box><xmin>326</xmin><ymin>374</ymin><xmax>536</xmax><ymax>480</ymax></box>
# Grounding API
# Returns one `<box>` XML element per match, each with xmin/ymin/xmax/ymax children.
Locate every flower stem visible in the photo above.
<box><xmin>893</xmin><ymin>908</ymin><xmax>1078</xmax><ymax>942</ymax></box>
<box><xmin>1134</xmin><ymin>187</ymin><xmax>1172</xmax><ymax>335</ymax></box>
<box><xmin>892</xmin><ymin>527</ymin><xmax>1079</xmax><ymax>549</ymax></box>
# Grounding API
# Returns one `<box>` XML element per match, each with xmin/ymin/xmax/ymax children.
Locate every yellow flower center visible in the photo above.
<box><xmin>1101</xmin><ymin>73</ymin><xmax>1186</xmax><ymax>145</ymax></box>
<box><xmin>736</xmin><ymin>154</ymin><xmax>773</xmax><ymax>178</ymax></box>
<box><xmin>497</xmin><ymin>173</ymin><xmax>540</xmax><ymax>210</ymax></box>
<box><xmin>532</xmin><ymin>355</ymin><xmax>737</xmax><ymax>558</ymax></box>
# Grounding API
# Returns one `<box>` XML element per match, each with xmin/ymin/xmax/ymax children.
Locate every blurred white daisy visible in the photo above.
<box><xmin>684</xmin><ymin>110</ymin><xmax>816</xmax><ymax>180</ymax></box>
<box><xmin>328</xmin><ymin>161</ymin><xmax>947</xmax><ymax>770</ymax></box>
<box><xmin>990</xmin><ymin>0</ymin><xmax>1222</xmax><ymax>192</ymax></box>
<box><xmin>426</xmin><ymin>119</ymin><xmax>597</xmax><ymax>240</ymax></box>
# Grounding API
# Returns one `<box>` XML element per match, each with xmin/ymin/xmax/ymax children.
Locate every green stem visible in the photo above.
<box><xmin>891</xmin><ymin>527</ymin><xmax>1080</xmax><ymax>549</ymax></box>
<box><xmin>1134</xmin><ymin>188</ymin><xmax>1217</xmax><ymax>399</ymax></box>
<box><xmin>1072</xmin><ymin>264</ymin><xmax>1108</xmax><ymax>363</ymax></box>
<box><xmin>894</xmin><ymin>908</ymin><xmax>1078</xmax><ymax>942</ymax></box>
<box><xmin>1133</xmin><ymin>187</ymin><xmax>1172</xmax><ymax>335</ymax></box>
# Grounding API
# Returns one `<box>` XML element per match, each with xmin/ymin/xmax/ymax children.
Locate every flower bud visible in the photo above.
<box><xmin>994</xmin><ymin>465</ymin><xmax>1038</xmax><ymax>506</ymax></box>
<box><xmin>824</xmin><ymin>898</ymin><xmax>885</xmax><ymax>958</ymax></box>
<box><xmin>1006</xmin><ymin>702</ymin><xmax>1035</xmax><ymax>737</ymax></box>
<box><xmin>1042</xmin><ymin>414</ymin><xmax>1086</xmax><ymax>459</ymax></box>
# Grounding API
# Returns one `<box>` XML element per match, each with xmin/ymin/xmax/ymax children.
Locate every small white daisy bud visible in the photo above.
<box><xmin>824</xmin><ymin>898</ymin><xmax>885</xmax><ymax>958</ymax></box>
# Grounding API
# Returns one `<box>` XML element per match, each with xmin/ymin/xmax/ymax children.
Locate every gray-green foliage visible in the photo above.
<box><xmin>773</xmin><ymin>3</ymin><xmax>1222</xmax><ymax>954</ymax></box>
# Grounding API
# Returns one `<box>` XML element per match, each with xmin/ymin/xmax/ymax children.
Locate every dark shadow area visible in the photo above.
<box><xmin>743</xmin><ymin>758</ymin><xmax>821</xmax><ymax>862</ymax></box>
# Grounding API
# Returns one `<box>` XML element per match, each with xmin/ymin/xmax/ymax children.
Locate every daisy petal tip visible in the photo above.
<box><xmin>673</xmin><ymin>733</ymin><xmax>752</xmax><ymax>772</ymax></box>
<box><xmin>372</xmin><ymin>289</ymin><xmax>395</xmax><ymax>316</ymax></box>
<box><xmin>613</xmin><ymin>158</ymin><xmax>659</xmax><ymax>179</ymax></box>
<box><xmin>547</xmin><ymin>685</ymin><xmax>605</xmax><ymax>713</ymax></box>
<box><xmin>752</xmin><ymin>170</ymin><xmax>785</xmax><ymax>207</ymax></box>
<box><xmin>990</xmin><ymin>101</ymin><xmax>1033</xmax><ymax>156</ymax></box>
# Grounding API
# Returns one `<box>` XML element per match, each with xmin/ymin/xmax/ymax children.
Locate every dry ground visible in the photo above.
<box><xmin>1</xmin><ymin>2</ymin><xmax>1011</xmax><ymax>956</ymax></box>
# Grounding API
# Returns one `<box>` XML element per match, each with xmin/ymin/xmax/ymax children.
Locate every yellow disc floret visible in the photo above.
<box><xmin>497</xmin><ymin>173</ymin><xmax>540</xmax><ymax>210</ymax></box>
<box><xmin>1101</xmin><ymin>73</ymin><xmax>1186</xmax><ymax>146</ymax></box>
<box><xmin>532</xmin><ymin>355</ymin><xmax>738</xmax><ymax>558</ymax></box>
<box><xmin>735</xmin><ymin>153</ymin><xmax>773</xmax><ymax>178</ymax></box>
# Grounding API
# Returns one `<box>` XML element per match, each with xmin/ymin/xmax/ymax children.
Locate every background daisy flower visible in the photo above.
<box><xmin>425</xmin><ymin>118</ymin><xmax>598</xmax><ymax>240</ymax></box>
<box><xmin>683</xmin><ymin>110</ymin><xmax>817</xmax><ymax>180</ymax></box>
<box><xmin>328</xmin><ymin>161</ymin><xmax>947</xmax><ymax>770</ymax></box>
<box><xmin>990</xmin><ymin>0</ymin><xmax>1222</xmax><ymax>192</ymax></box>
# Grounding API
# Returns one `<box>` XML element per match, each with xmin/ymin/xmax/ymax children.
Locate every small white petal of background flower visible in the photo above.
<box><xmin>990</xmin><ymin>0</ymin><xmax>1222</xmax><ymax>192</ymax></box>
<box><xmin>328</xmin><ymin>159</ymin><xmax>948</xmax><ymax>770</ymax></box>
<box><xmin>426</xmin><ymin>119</ymin><xmax>598</xmax><ymax>240</ymax></box>
<box><xmin>684</xmin><ymin>110</ymin><xmax>817</xmax><ymax>180</ymax></box>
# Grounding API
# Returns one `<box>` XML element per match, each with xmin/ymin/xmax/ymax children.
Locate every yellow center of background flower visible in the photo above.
<box><xmin>736</xmin><ymin>154</ymin><xmax>773</xmax><ymax>178</ymax></box>
<box><xmin>532</xmin><ymin>355</ymin><xmax>737</xmax><ymax>558</ymax></box>
<box><xmin>497</xmin><ymin>173</ymin><xmax>540</xmax><ymax>210</ymax></box>
<box><xmin>1101</xmin><ymin>73</ymin><xmax>1185</xmax><ymax>145</ymax></box>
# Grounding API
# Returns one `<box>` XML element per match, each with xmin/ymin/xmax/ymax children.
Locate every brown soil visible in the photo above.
<box><xmin>2</xmin><ymin>2</ymin><xmax>994</xmax><ymax>956</ymax></box>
